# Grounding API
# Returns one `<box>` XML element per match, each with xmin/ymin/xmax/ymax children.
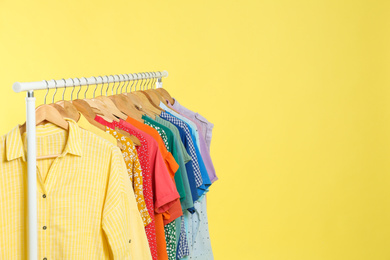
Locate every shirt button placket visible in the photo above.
<box><xmin>41</xmin><ymin>191</ymin><xmax>49</xmax><ymax>260</ymax></box>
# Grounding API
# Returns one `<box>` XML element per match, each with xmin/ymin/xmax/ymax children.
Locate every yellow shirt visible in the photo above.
<box><xmin>106</xmin><ymin>127</ymin><xmax>152</xmax><ymax>227</ymax></box>
<box><xmin>0</xmin><ymin>119</ymin><xmax>151</xmax><ymax>259</ymax></box>
<box><xmin>75</xmin><ymin>112</ymin><xmax>117</xmax><ymax>145</ymax></box>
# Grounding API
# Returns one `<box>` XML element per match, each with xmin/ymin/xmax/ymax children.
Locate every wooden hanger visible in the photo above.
<box><xmin>133</xmin><ymin>91</ymin><xmax>162</xmax><ymax>115</ymax></box>
<box><xmin>19</xmin><ymin>103</ymin><xmax>69</xmax><ymax>160</ymax></box>
<box><xmin>136</xmin><ymin>72</ymin><xmax>163</xmax><ymax>111</ymax></box>
<box><xmin>107</xmin><ymin>75</ymin><xmax>145</xmax><ymax>122</ymax></box>
<box><xmin>70</xmin><ymin>77</ymin><xmax>118</xmax><ymax>123</ymax></box>
<box><xmin>140</xmin><ymin>91</ymin><xmax>164</xmax><ymax>111</ymax></box>
<box><xmin>156</xmin><ymin>88</ymin><xmax>174</xmax><ymax>105</ymax></box>
<box><xmin>19</xmin><ymin>81</ymin><xmax>69</xmax><ymax>159</ymax></box>
<box><xmin>124</xmin><ymin>92</ymin><xmax>155</xmax><ymax>118</ymax></box>
<box><xmin>146</xmin><ymin>88</ymin><xmax>167</xmax><ymax>104</ymax></box>
<box><xmin>50</xmin><ymin>103</ymin><xmax>69</xmax><ymax>118</ymax></box>
<box><xmin>115</xmin><ymin>127</ymin><xmax>141</xmax><ymax>147</ymax></box>
<box><xmin>54</xmin><ymin>79</ymin><xmax>80</xmax><ymax>121</ymax></box>
<box><xmin>20</xmin><ymin>104</ymin><xmax>69</xmax><ymax>134</ymax></box>
<box><xmin>109</xmin><ymin>94</ymin><xmax>144</xmax><ymax>122</ymax></box>
<box><xmin>94</xmin><ymin>75</ymin><xmax>127</xmax><ymax>120</ymax></box>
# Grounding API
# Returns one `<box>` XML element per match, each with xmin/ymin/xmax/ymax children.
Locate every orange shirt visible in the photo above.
<box><xmin>126</xmin><ymin>116</ymin><xmax>179</xmax><ymax>177</ymax></box>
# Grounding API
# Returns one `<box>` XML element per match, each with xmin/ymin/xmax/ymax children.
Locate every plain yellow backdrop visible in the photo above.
<box><xmin>1</xmin><ymin>0</ymin><xmax>390</xmax><ymax>259</ymax></box>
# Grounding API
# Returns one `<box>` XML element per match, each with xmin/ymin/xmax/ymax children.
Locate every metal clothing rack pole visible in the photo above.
<box><xmin>12</xmin><ymin>70</ymin><xmax>168</xmax><ymax>260</ymax></box>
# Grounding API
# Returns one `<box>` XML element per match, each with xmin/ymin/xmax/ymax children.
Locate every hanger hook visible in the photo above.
<box><xmin>111</xmin><ymin>75</ymin><xmax>117</xmax><ymax>95</ymax></box>
<box><xmin>133</xmin><ymin>74</ymin><xmax>138</xmax><ymax>91</ymax></box>
<box><xmin>148</xmin><ymin>72</ymin><xmax>154</xmax><ymax>89</ymax></box>
<box><xmin>106</xmin><ymin>75</ymin><xmax>113</xmax><ymax>96</ymax></box>
<box><xmin>154</xmin><ymin>72</ymin><xmax>160</xmax><ymax>88</ymax></box>
<box><xmin>52</xmin><ymin>79</ymin><xmax>58</xmax><ymax>103</ymax></box>
<box><xmin>138</xmin><ymin>73</ymin><xmax>144</xmax><ymax>91</ymax></box>
<box><xmin>118</xmin><ymin>74</ymin><xmax>124</xmax><ymax>94</ymax></box>
<box><xmin>145</xmin><ymin>72</ymin><xmax>150</xmax><ymax>90</ymax></box>
<box><xmin>61</xmin><ymin>78</ymin><xmax>67</xmax><ymax>100</ymax></box>
<box><xmin>134</xmin><ymin>73</ymin><xmax>141</xmax><ymax>91</ymax></box>
<box><xmin>92</xmin><ymin>76</ymin><xmax>98</xmax><ymax>98</ymax></box>
<box><xmin>129</xmin><ymin>74</ymin><xmax>135</xmax><ymax>92</ymax></box>
<box><xmin>100</xmin><ymin>76</ymin><xmax>106</xmax><ymax>96</ymax></box>
<box><xmin>121</xmin><ymin>74</ymin><xmax>128</xmax><ymax>93</ymax></box>
<box><xmin>150</xmin><ymin>72</ymin><xmax>156</xmax><ymax>89</ymax></box>
<box><xmin>75</xmin><ymin>78</ymin><xmax>82</xmax><ymax>99</ymax></box>
<box><xmin>124</xmin><ymin>74</ymin><xmax>131</xmax><ymax>93</ymax></box>
<box><xmin>70</xmin><ymin>78</ymin><xmax>75</xmax><ymax>100</ymax></box>
<box><xmin>144</xmin><ymin>72</ymin><xmax>150</xmax><ymax>90</ymax></box>
<box><xmin>115</xmin><ymin>75</ymin><xmax>121</xmax><ymax>95</ymax></box>
<box><xmin>140</xmin><ymin>72</ymin><xmax>144</xmax><ymax>90</ymax></box>
<box><xmin>43</xmin><ymin>80</ymin><xmax>49</xmax><ymax>104</ymax></box>
<box><xmin>104</xmin><ymin>75</ymin><xmax>110</xmax><ymax>96</ymax></box>
<box><xmin>140</xmin><ymin>72</ymin><xmax>146</xmax><ymax>90</ymax></box>
<box><xmin>119</xmin><ymin>74</ymin><xmax>127</xmax><ymax>94</ymax></box>
<box><xmin>81</xmin><ymin>77</ymin><xmax>89</xmax><ymax>98</ymax></box>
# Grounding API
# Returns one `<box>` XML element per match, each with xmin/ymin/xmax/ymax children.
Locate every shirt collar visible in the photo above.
<box><xmin>62</xmin><ymin>118</ymin><xmax>83</xmax><ymax>157</ymax></box>
<box><xmin>5</xmin><ymin>118</ymin><xmax>82</xmax><ymax>162</ymax></box>
<box><xmin>5</xmin><ymin>126</ymin><xmax>26</xmax><ymax>162</ymax></box>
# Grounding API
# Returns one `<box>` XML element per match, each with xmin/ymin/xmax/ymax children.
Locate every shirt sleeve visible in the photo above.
<box><xmin>164</xmin><ymin>151</ymin><xmax>179</xmax><ymax>178</ymax></box>
<box><xmin>102</xmin><ymin>146</ymin><xmax>152</xmax><ymax>260</ymax></box>
<box><xmin>152</xmin><ymin>147</ymin><xmax>180</xmax><ymax>214</ymax></box>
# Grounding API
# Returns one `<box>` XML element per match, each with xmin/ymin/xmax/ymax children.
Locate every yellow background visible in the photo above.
<box><xmin>1</xmin><ymin>0</ymin><xmax>390</xmax><ymax>259</ymax></box>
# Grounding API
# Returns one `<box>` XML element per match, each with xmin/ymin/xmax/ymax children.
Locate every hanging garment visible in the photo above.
<box><xmin>0</xmin><ymin>119</ymin><xmax>147</xmax><ymax>259</ymax></box>
<box><xmin>161</xmin><ymin>100</ymin><xmax>217</xmax><ymax>260</ymax></box>
<box><xmin>160</xmin><ymin>111</ymin><xmax>208</xmax><ymax>197</ymax></box>
<box><xmin>171</xmin><ymin>98</ymin><xmax>214</xmax><ymax>151</ymax></box>
<box><xmin>159</xmin><ymin>103</ymin><xmax>212</xmax><ymax>194</ymax></box>
<box><xmin>105</xmin><ymin>127</ymin><xmax>152</xmax><ymax>227</ymax></box>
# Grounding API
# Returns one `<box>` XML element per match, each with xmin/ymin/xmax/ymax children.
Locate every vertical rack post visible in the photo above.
<box><xmin>26</xmin><ymin>90</ymin><xmax>37</xmax><ymax>260</ymax></box>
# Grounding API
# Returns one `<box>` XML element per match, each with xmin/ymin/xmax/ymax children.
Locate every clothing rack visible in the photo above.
<box><xmin>12</xmin><ymin>70</ymin><xmax>168</xmax><ymax>260</ymax></box>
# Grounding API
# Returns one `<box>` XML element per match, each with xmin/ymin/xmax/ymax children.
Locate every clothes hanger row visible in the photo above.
<box><xmin>19</xmin><ymin>72</ymin><xmax>177</xmax><ymax>157</ymax></box>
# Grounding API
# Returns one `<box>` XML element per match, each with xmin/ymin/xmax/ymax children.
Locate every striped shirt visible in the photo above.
<box><xmin>0</xmin><ymin>119</ymin><xmax>149</xmax><ymax>259</ymax></box>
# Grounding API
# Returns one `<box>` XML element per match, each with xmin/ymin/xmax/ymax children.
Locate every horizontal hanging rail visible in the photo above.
<box><xmin>13</xmin><ymin>70</ymin><xmax>168</xmax><ymax>93</ymax></box>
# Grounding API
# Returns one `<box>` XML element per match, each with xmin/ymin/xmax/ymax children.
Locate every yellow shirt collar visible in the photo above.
<box><xmin>5</xmin><ymin>118</ymin><xmax>82</xmax><ymax>161</ymax></box>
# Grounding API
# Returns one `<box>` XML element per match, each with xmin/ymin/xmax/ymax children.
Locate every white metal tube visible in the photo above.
<box><xmin>26</xmin><ymin>91</ymin><xmax>38</xmax><ymax>260</ymax></box>
<box><xmin>13</xmin><ymin>70</ymin><xmax>168</xmax><ymax>93</ymax></box>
